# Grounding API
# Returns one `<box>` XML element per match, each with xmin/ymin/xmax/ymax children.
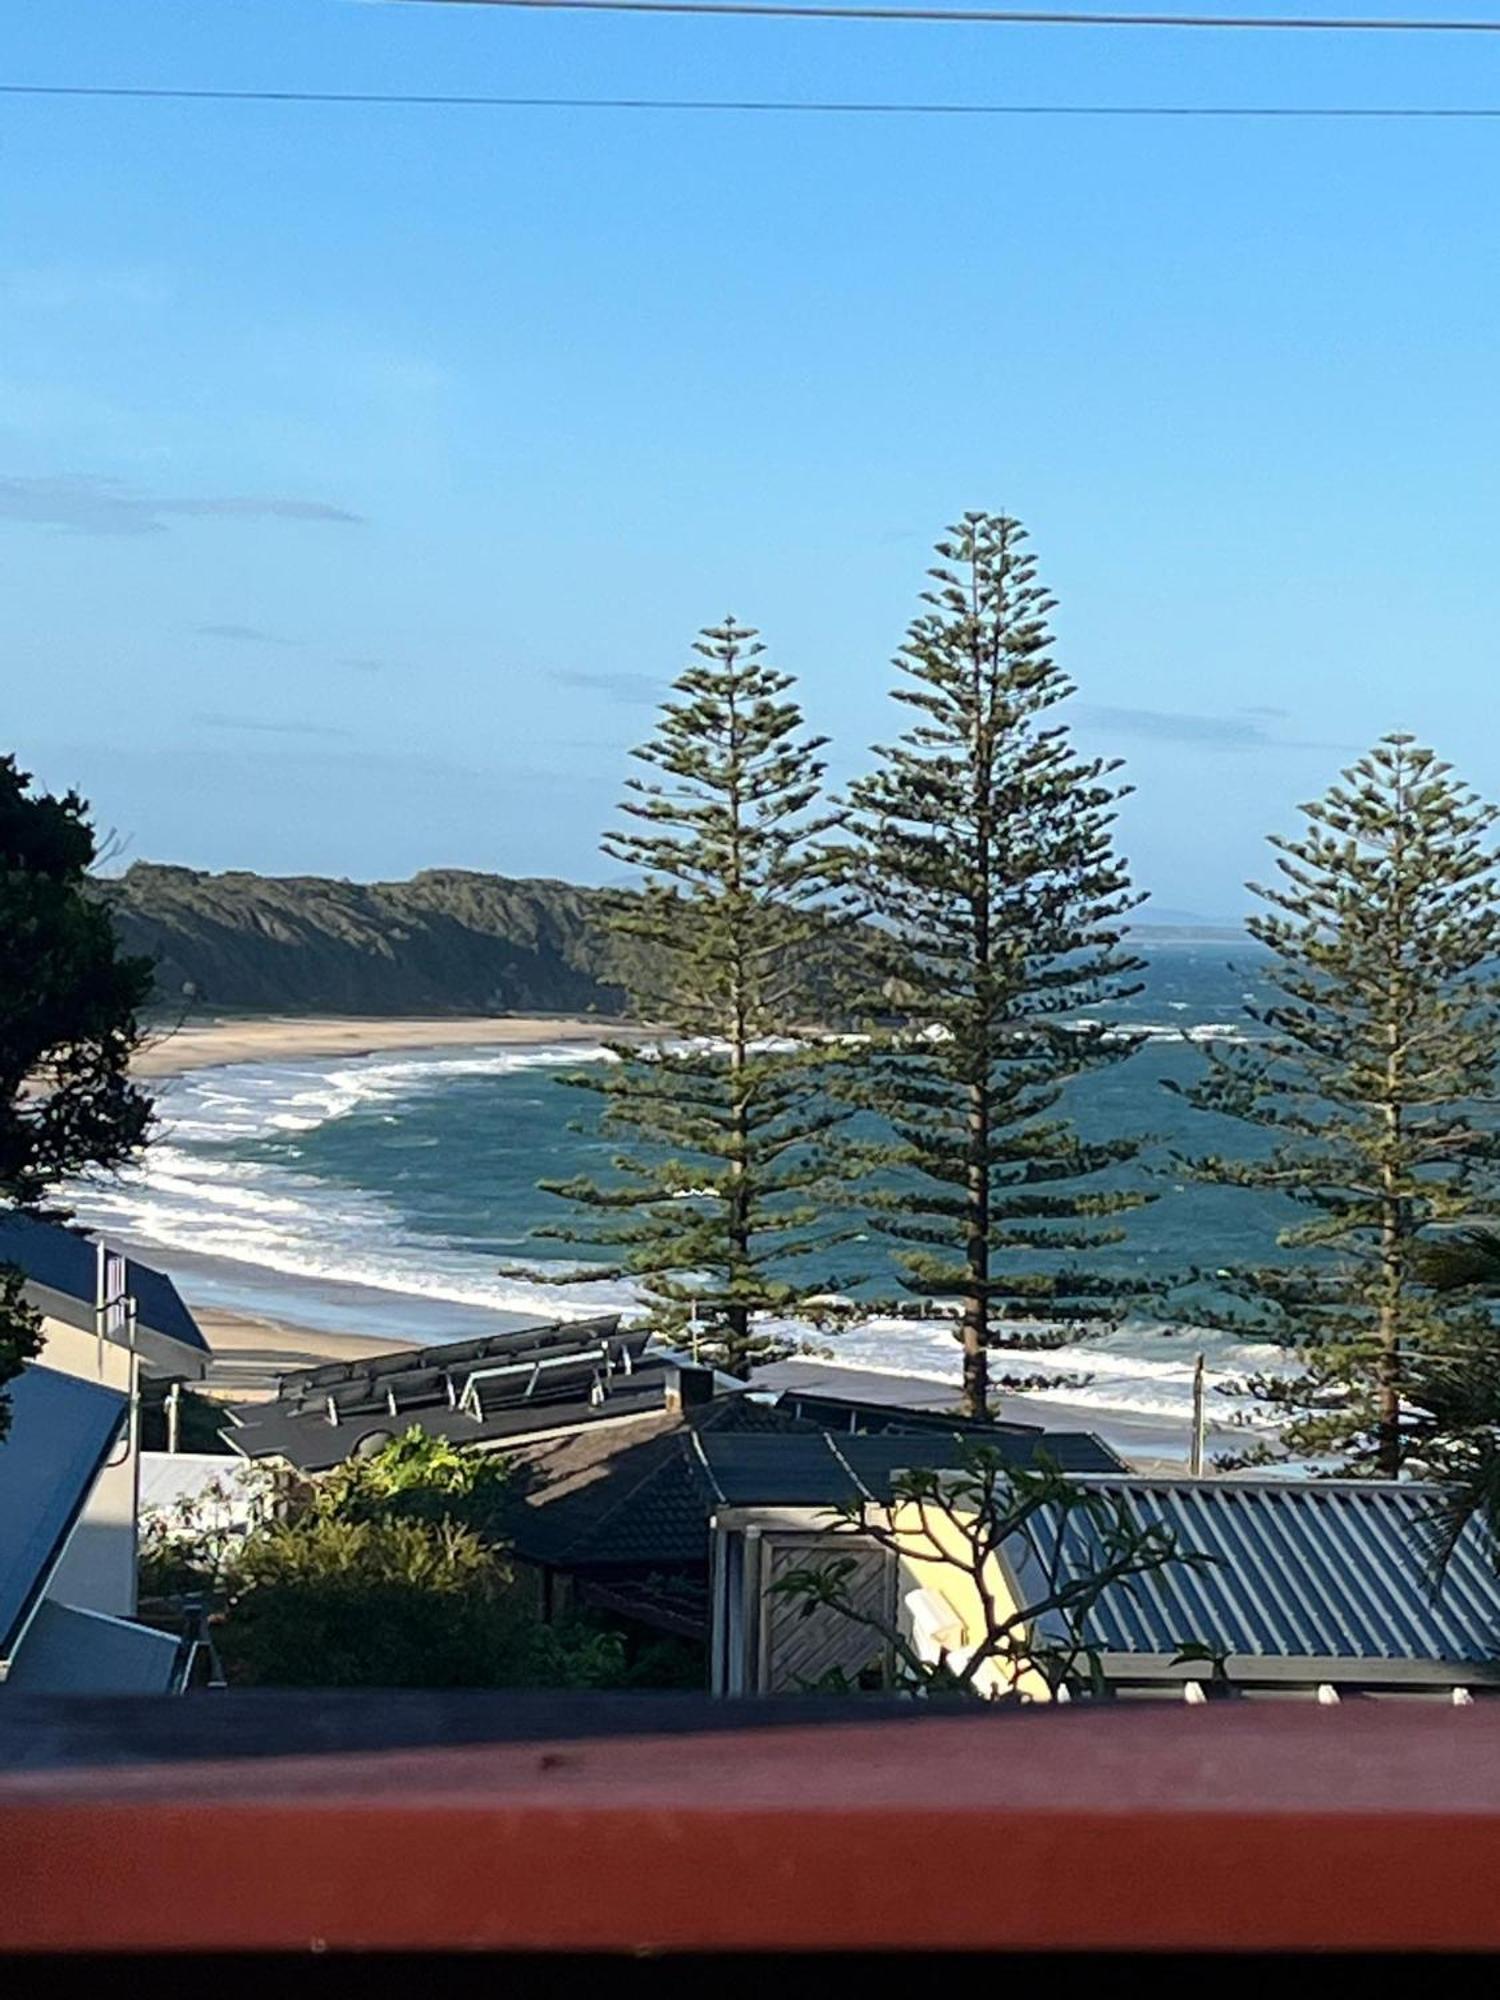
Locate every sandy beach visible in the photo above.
<box><xmin>134</xmin><ymin>1012</ymin><xmax>637</xmax><ymax>1079</ymax></box>
<box><xmin>133</xmin><ymin>1012</ymin><xmax>1232</xmax><ymax>1465</ymax></box>
<box><xmin>134</xmin><ymin>1015</ymin><xmax>616</xmax><ymax>1393</ymax></box>
<box><xmin>196</xmin><ymin>1306</ymin><xmax>416</xmax><ymax>1398</ymax></box>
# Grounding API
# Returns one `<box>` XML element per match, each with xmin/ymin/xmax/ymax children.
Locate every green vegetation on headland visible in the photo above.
<box><xmin>100</xmin><ymin>862</ymin><xmax>629</xmax><ymax>1017</ymax></box>
<box><xmin>100</xmin><ymin>861</ymin><xmax>1242</xmax><ymax>1023</ymax></box>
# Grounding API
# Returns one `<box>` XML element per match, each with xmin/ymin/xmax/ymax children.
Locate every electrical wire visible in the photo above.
<box><xmin>406</xmin><ymin>0</ymin><xmax>1500</xmax><ymax>31</ymax></box>
<box><xmin>5</xmin><ymin>82</ymin><xmax>1500</xmax><ymax>115</ymax></box>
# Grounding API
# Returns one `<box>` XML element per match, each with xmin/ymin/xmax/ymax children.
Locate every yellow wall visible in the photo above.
<box><xmin>889</xmin><ymin>1497</ymin><xmax>1051</xmax><ymax>1701</ymax></box>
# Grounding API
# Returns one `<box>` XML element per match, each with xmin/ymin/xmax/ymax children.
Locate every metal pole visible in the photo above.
<box><xmin>1189</xmin><ymin>1353</ymin><xmax>1206</xmax><ymax>1478</ymax></box>
<box><xmin>166</xmin><ymin>1380</ymin><xmax>182</xmax><ymax>1455</ymax></box>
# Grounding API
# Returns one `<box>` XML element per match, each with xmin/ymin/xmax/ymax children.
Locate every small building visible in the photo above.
<box><xmin>223</xmin><ymin>1321</ymin><xmax>1126</xmax><ymax>1667</ymax></box>
<box><xmin>221</xmin><ymin>1318</ymin><xmax>723</xmax><ymax>1473</ymax></box>
<box><xmin>0</xmin><ymin>1360</ymin><xmax>182</xmax><ymax>1692</ymax></box>
<box><xmin>712</xmin><ymin>1473</ymin><xmax>1500</xmax><ymax>1700</ymax></box>
<box><xmin>508</xmin><ymin>1408</ymin><xmax>1123</xmax><ymax>1650</ymax></box>
<box><xmin>0</xmin><ymin>1209</ymin><xmax>209</xmax><ymax>1620</ymax></box>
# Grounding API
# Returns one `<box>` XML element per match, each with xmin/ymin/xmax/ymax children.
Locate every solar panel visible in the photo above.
<box><xmin>459</xmin><ymin>1347</ymin><xmax>610</xmax><ymax>1420</ymax></box>
<box><xmin>278</xmin><ymin>1315</ymin><xmax>627</xmax><ymax>1399</ymax></box>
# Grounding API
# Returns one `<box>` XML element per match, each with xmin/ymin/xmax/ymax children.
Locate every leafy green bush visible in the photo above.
<box><xmin>317</xmin><ymin>1427</ymin><xmax>521</xmax><ymax>1537</ymax></box>
<box><xmin>222</xmin><ymin>1511</ymin><xmax>622</xmax><ymax>1688</ymax></box>
<box><xmin>143</xmin><ymin>1427</ymin><xmax>626</xmax><ymax>1689</ymax></box>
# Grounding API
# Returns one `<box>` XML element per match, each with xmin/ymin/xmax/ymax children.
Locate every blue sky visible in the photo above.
<box><xmin>5</xmin><ymin>0</ymin><xmax>1500</xmax><ymax>918</ymax></box>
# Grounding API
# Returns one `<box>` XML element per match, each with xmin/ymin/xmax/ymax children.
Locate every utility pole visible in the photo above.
<box><xmin>1189</xmin><ymin>1353</ymin><xmax>1206</xmax><ymax>1478</ymax></box>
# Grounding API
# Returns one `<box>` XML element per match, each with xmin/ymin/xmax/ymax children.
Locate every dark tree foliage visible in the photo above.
<box><xmin>1172</xmin><ymin>736</ymin><xmax>1500</xmax><ymax>1476</ymax></box>
<box><xmin>537</xmin><ymin>621</ymin><xmax>851</xmax><ymax>1375</ymax></box>
<box><xmin>841</xmin><ymin>515</ymin><xmax>1149</xmax><ymax>1417</ymax></box>
<box><xmin>0</xmin><ymin>1265</ymin><xmax>41</xmax><ymax>1443</ymax></box>
<box><xmin>0</xmin><ymin>756</ymin><xmax>155</xmax><ymax>1426</ymax></box>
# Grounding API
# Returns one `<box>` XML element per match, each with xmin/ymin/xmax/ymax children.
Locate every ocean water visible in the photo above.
<box><xmin>67</xmin><ymin>942</ymin><xmax>1297</xmax><ymax>1441</ymax></box>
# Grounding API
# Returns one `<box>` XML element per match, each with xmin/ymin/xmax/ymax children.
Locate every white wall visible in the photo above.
<box><xmin>34</xmin><ymin>1314</ymin><xmax>139</xmax><ymax>1618</ymax></box>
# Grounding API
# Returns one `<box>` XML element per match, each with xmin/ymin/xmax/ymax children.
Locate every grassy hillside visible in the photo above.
<box><xmin>101</xmin><ymin>863</ymin><xmax>628</xmax><ymax>1017</ymax></box>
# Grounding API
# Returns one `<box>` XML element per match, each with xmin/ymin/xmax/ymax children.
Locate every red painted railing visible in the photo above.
<box><xmin>5</xmin><ymin>1703</ymin><xmax>1500</xmax><ymax>1952</ymax></box>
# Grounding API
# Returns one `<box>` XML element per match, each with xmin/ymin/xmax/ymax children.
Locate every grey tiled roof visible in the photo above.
<box><xmin>1020</xmin><ymin>1477</ymin><xmax>1500</xmax><ymax>1670</ymax></box>
<box><xmin>700</xmin><ymin>1428</ymin><xmax>1123</xmax><ymax>1508</ymax></box>
<box><xmin>512</xmin><ymin>1396</ymin><xmax>812</xmax><ymax>1568</ymax></box>
<box><xmin>545</xmin><ymin>1421</ymin><xmax>1124</xmax><ymax>1574</ymax></box>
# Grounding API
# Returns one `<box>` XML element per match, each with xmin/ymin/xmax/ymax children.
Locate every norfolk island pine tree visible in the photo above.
<box><xmin>533</xmin><ymin>620</ymin><xmax>857</xmax><ymax>1374</ymax></box>
<box><xmin>1170</xmin><ymin>735</ymin><xmax>1500</xmax><ymax>1476</ymax></box>
<box><xmin>836</xmin><ymin>514</ymin><xmax>1155</xmax><ymax>1420</ymax></box>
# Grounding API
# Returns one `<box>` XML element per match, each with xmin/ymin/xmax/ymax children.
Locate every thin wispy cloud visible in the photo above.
<box><xmin>1073</xmin><ymin>703</ymin><xmax>1345</xmax><ymax>753</ymax></box>
<box><xmin>550</xmin><ymin>668</ymin><xmax>663</xmax><ymax>706</ymax></box>
<box><xmin>193</xmin><ymin>712</ymin><xmax>353</xmax><ymax>740</ymax></box>
<box><xmin>340</xmin><ymin>656</ymin><xmax>388</xmax><ymax>674</ymax></box>
<box><xmin>195</xmin><ymin>622</ymin><xmax>297</xmax><ymax>647</ymax></box>
<box><xmin>0</xmin><ymin>474</ymin><xmax>363</xmax><ymax>537</ymax></box>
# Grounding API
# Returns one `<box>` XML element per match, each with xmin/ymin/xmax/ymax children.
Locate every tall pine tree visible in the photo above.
<box><xmin>1173</xmin><ymin>736</ymin><xmax>1500</xmax><ymax>1476</ymax></box>
<box><xmin>844</xmin><ymin>513</ymin><xmax>1149</xmax><ymax>1419</ymax></box>
<box><xmin>538</xmin><ymin>620</ymin><xmax>849</xmax><ymax>1375</ymax></box>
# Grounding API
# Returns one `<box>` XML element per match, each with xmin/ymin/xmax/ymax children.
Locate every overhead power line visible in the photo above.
<box><xmin>409</xmin><ymin>0</ymin><xmax>1500</xmax><ymax>32</ymax></box>
<box><xmin>6</xmin><ymin>82</ymin><xmax>1500</xmax><ymax>115</ymax></box>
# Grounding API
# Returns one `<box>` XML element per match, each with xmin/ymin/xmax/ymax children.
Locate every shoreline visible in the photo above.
<box><xmin>195</xmin><ymin>1305</ymin><xmax>416</xmax><ymax>1398</ymax></box>
<box><xmin>133</xmin><ymin>1013</ymin><xmax>1246</xmax><ymax>1464</ymax></box>
<box><xmin>191</xmin><ymin>1305</ymin><xmax>1223</xmax><ymax>1466</ymax></box>
<box><xmin>134</xmin><ymin>1012</ymin><xmax>639</xmax><ymax>1079</ymax></box>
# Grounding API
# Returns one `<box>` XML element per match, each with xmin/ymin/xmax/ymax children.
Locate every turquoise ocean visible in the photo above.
<box><xmin>69</xmin><ymin>942</ymin><xmax>1298</xmax><ymax>1449</ymax></box>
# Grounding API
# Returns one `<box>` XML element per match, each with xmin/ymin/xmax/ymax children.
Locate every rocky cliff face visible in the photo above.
<box><xmin>101</xmin><ymin>863</ymin><xmax>627</xmax><ymax>1016</ymax></box>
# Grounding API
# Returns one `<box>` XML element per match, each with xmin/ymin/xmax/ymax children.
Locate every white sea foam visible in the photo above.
<box><xmin>767</xmin><ymin>1316</ymin><xmax>1282</xmax><ymax>1432</ymax></box>
<box><xmin>68</xmin><ymin>1043</ymin><xmax>628</xmax><ymax>1325</ymax></box>
<box><xmin>66</xmin><ymin>1034</ymin><xmax>1279</xmax><ymax>1441</ymax></box>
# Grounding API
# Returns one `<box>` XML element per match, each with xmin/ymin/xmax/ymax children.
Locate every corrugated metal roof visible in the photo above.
<box><xmin>0</xmin><ymin>1209</ymin><xmax>205</xmax><ymax>1356</ymax></box>
<box><xmin>0</xmin><ymin>1363</ymin><xmax>128</xmax><ymax>1659</ymax></box>
<box><xmin>1018</xmin><ymin>1479</ymin><xmax>1500</xmax><ymax>1667</ymax></box>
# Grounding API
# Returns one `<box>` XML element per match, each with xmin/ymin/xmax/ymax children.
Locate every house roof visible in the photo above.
<box><xmin>766</xmin><ymin>1388</ymin><xmax>1034</xmax><ymax>1438</ymax></box>
<box><xmin>224</xmin><ymin>1317</ymin><xmax>689</xmax><ymax>1471</ymax></box>
<box><xmin>0</xmin><ymin>1362</ymin><xmax>129</xmax><ymax>1660</ymax></box>
<box><xmin>532</xmin><ymin>1417</ymin><xmax>1122</xmax><ymax>1575</ymax></box>
<box><xmin>701</xmin><ymin>1428</ymin><xmax>1123</xmax><ymax>1506</ymax></box>
<box><xmin>5</xmin><ymin>1599</ymin><xmax>183</xmax><ymax>1695</ymax></box>
<box><xmin>1018</xmin><ymin>1477</ymin><xmax>1500</xmax><ymax>1676</ymax></box>
<box><xmin>0</xmin><ymin>1209</ymin><xmax>206</xmax><ymax>1360</ymax></box>
<box><xmin>752</xmin><ymin>1359</ymin><xmax>1037</xmax><ymax>1422</ymax></box>
<box><xmin>508</xmin><ymin>1396</ymin><xmax>809</xmax><ymax>1569</ymax></box>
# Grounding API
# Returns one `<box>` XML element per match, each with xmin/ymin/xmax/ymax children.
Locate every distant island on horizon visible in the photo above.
<box><xmin>99</xmin><ymin>861</ymin><xmax>1249</xmax><ymax>1021</ymax></box>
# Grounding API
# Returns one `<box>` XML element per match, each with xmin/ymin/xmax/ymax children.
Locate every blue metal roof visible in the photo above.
<box><xmin>1017</xmin><ymin>1478</ymin><xmax>1500</xmax><ymax>1668</ymax></box>
<box><xmin>0</xmin><ymin>1363</ymin><xmax>129</xmax><ymax>1659</ymax></box>
<box><xmin>0</xmin><ymin>1209</ymin><xmax>205</xmax><ymax>1355</ymax></box>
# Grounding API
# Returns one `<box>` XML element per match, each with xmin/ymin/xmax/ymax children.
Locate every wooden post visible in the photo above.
<box><xmin>166</xmin><ymin>1380</ymin><xmax>182</xmax><ymax>1456</ymax></box>
<box><xmin>1190</xmin><ymin>1353</ymin><xmax>1206</xmax><ymax>1478</ymax></box>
